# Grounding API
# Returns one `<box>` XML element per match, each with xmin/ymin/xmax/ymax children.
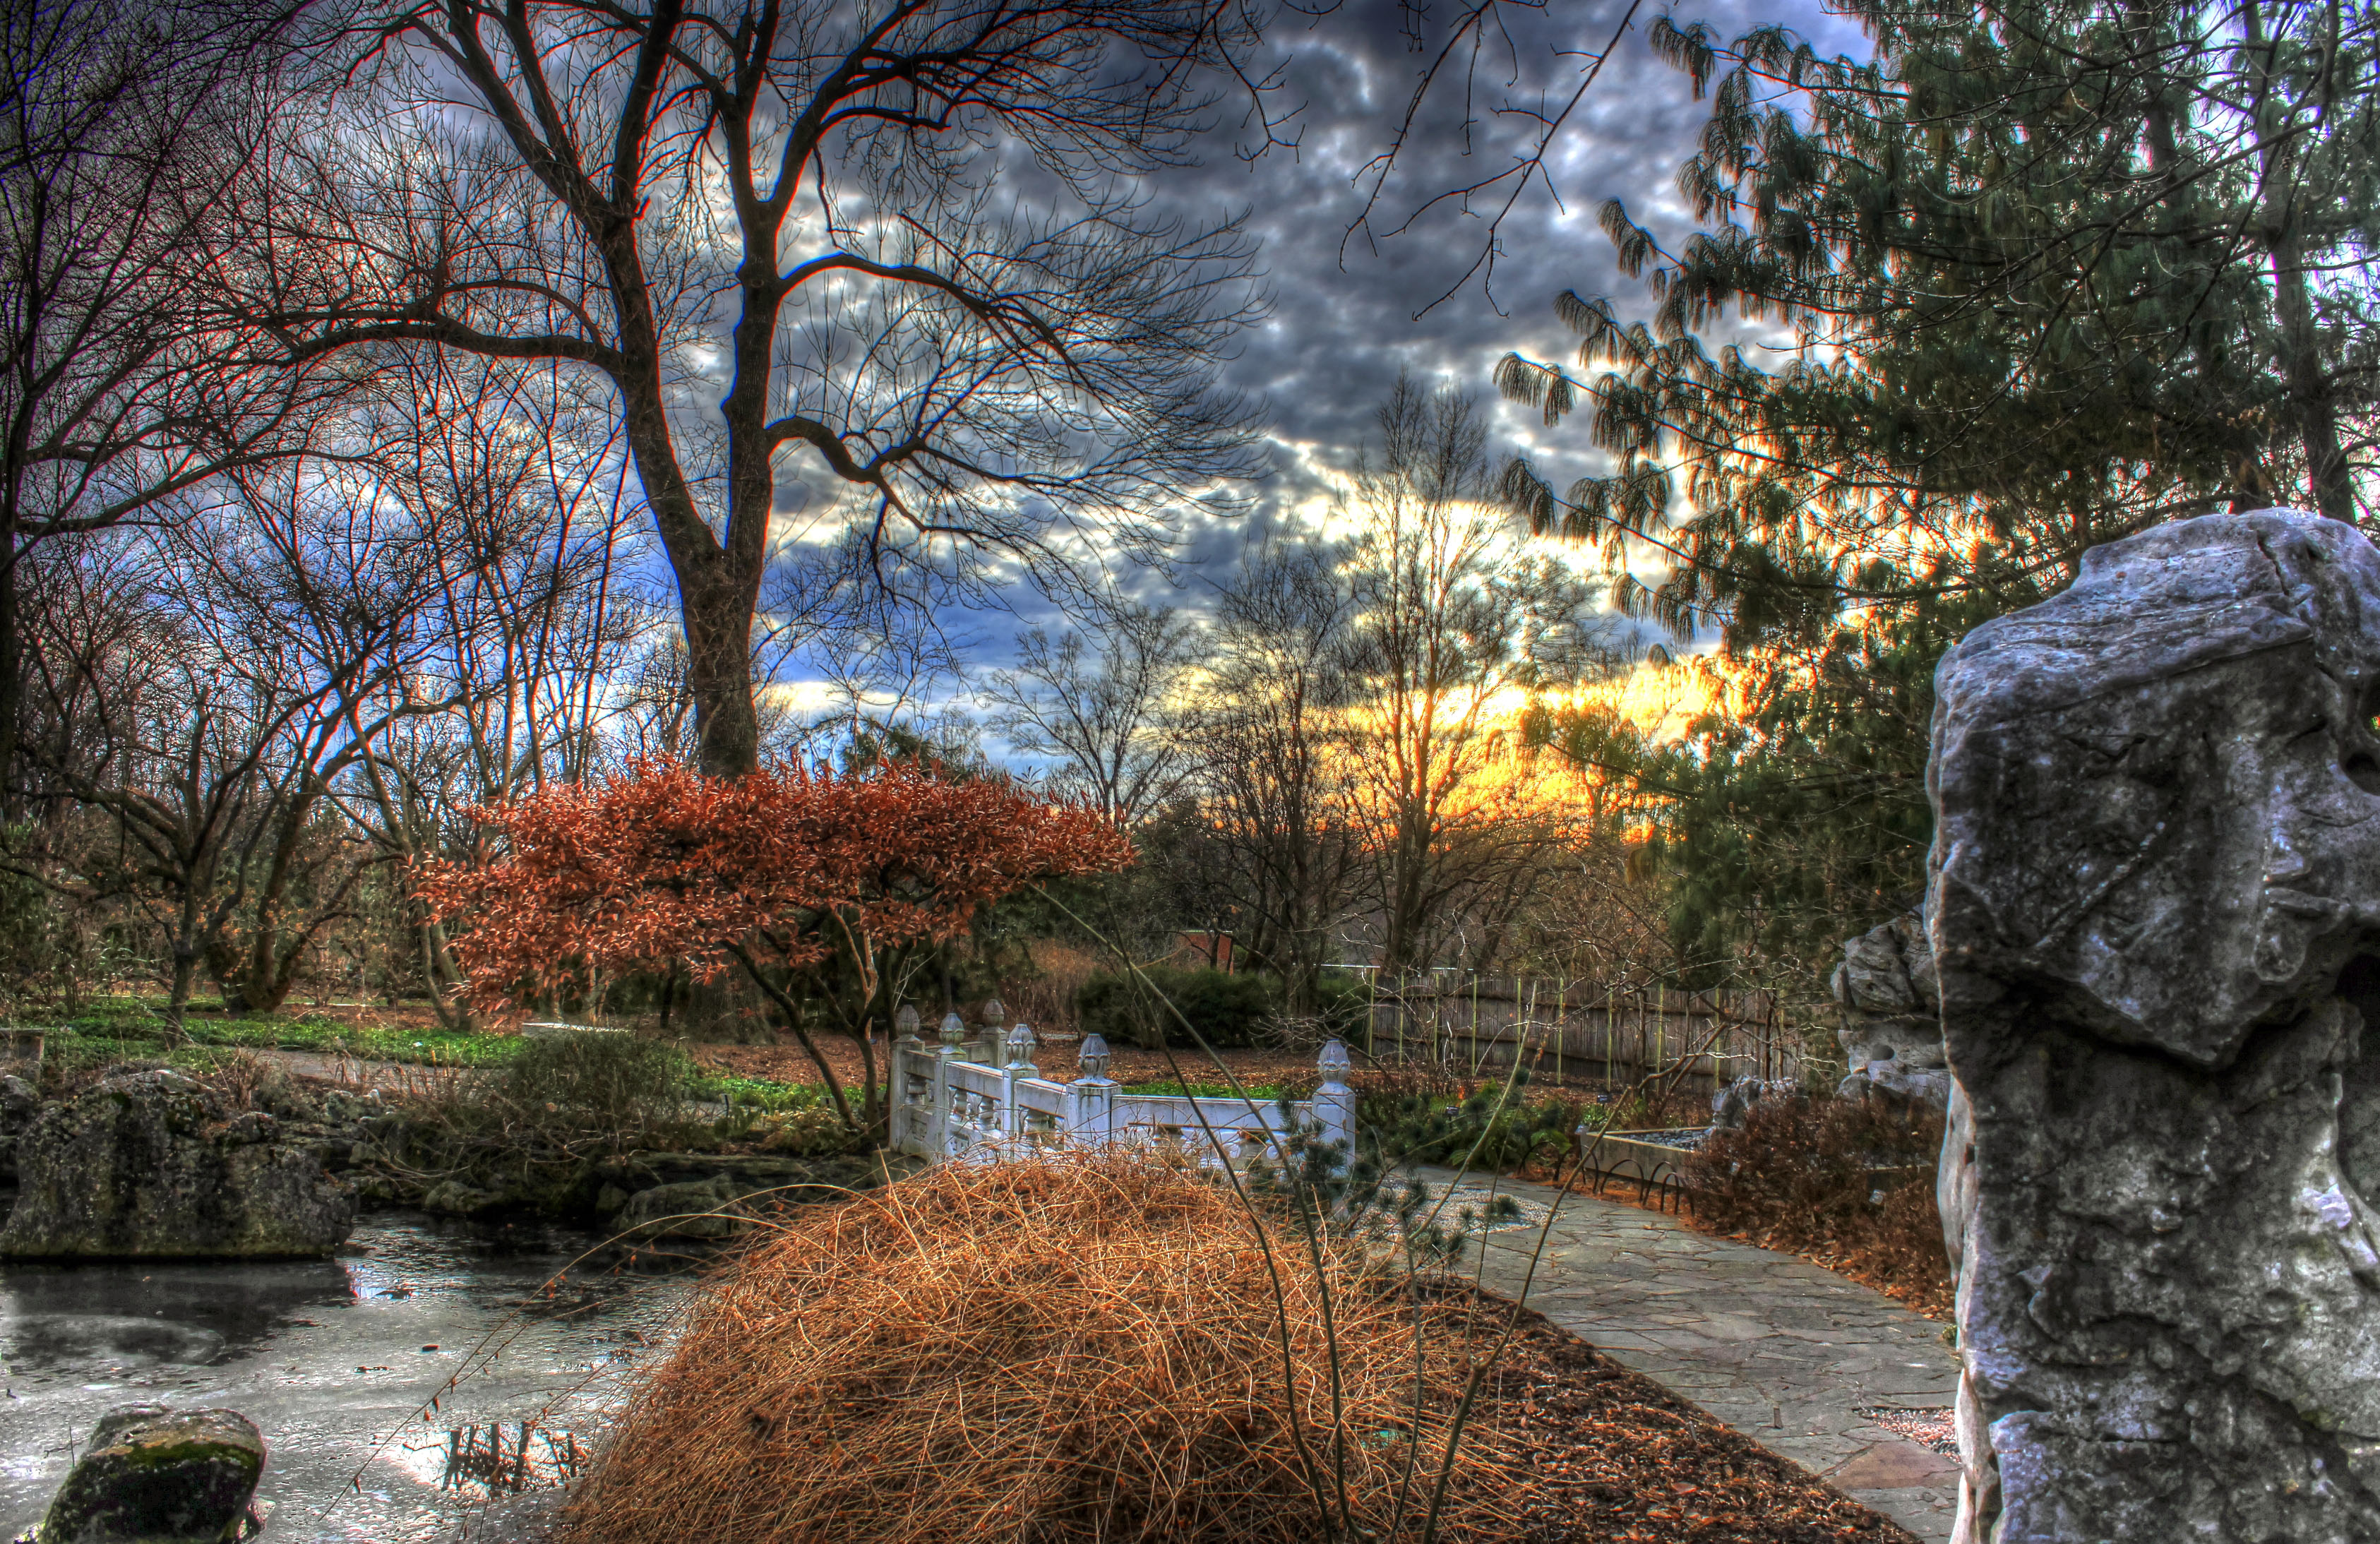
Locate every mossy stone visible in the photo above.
<box><xmin>36</xmin><ymin>1404</ymin><xmax>263</xmax><ymax>1543</ymax></box>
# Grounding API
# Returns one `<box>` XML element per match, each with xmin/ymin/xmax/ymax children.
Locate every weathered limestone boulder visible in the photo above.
<box><xmin>33</xmin><ymin>1404</ymin><xmax>263</xmax><ymax>1543</ymax></box>
<box><xmin>1930</xmin><ymin>508</ymin><xmax>2380</xmax><ymax>1541</ymax></box>
<box><xmin>1832</xmin><ymin>909</ymin><xmax>1949</xmax><ymax>1107</ymax></box>
<box><xmin>0</xmin><ymin>1070</ymin><xmax>354</xmax><ymax>1259</ymax></box>
<box><xmin>1709</xmin><ymin>1075</ymin><xmax>1795</xmax><ymax>1130</ymax></box>
<box><xmin>0</xmin><ymin>1072</ymin><xmax>38</xmax><ymax>1182</ymax></box>
<box><xmin>616</xmin><ymin>1175</ymin><xmax>751</xmax><ymax>1240</ymax></box>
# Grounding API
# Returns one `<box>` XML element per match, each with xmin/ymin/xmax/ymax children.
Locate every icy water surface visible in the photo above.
<box><xmin>0</xmin><ymin>1212</ymin><xmax>693</xmax><ymax>1542</ymax></box>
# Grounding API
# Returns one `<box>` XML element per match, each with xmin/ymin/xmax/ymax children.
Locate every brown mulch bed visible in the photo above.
<box><xmin>1469</xmin><ymin>1295</ymin><xmax>1922</xmax><ymax>1543</ymax></box>
<box><xmin>1742</xmin><ymin>1228</ymin><xmax>1953</xmax><ymax>1322</ymax></box>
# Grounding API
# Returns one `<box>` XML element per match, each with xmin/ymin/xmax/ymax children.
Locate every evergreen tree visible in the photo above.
<box><xmin>1526</xmin><ymin>590</ymin><xmax>1995</xmax><ymax>991</ymax></box>
<box><xmin>1506</xmin><ymin>0</ymin><xmax>2380</xmax><ymax>984</ymax></box>
<box><xmin>1500</xmin><ymin>0</ymin><xmax>2379</xmax><ymax>650</ymax></box>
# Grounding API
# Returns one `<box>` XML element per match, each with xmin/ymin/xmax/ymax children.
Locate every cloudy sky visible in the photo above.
<box><xmin>771</xmin><ymin>0</ymin><xmax>1869</xmax><ymax>742</ymax></box>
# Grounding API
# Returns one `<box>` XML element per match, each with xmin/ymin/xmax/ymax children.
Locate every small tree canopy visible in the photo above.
<box><xmin>417</xmin><ymin>758</ymin><xmax>1133</xmax><ymax>1026</ymax></box>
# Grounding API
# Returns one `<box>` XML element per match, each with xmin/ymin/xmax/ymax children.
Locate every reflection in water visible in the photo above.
<box><xmin>0</xmin><ymin>1255</ymin><xmax>354</xmax><ymax>1375</ymax></box>
<box><xmin>429</xmin><ymin>1422</ymin><xmax>587</xmax><ymax>1497</ymax></box>
<box><xmin>0</xmin><ymin>1214</ymin><xmax>691</xmax><ymax>1543</ymax></box>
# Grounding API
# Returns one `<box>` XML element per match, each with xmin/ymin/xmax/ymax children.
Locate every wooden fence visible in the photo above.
<box><xmin>1361</xmin><ymin>975</ymin><xmax>1796</xmax><ymax>1090</ymax></box>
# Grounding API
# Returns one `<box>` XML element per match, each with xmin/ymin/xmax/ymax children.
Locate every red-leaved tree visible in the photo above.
<box><xmin>415</xmin><ymin>760</ymin><xmax>1133</xmax><ymax>1132</ymax></box>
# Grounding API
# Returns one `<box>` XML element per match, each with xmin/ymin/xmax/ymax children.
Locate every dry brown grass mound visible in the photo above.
<box><xmin>561</xmin><ymin>1154</ymin><xmax>1508</xmax><ymax>1544</ymax></box>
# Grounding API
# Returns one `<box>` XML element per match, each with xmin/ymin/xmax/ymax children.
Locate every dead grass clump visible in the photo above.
<box><xmin>560</xmin><ymin>1154</ymin><xmax>1508</xmax><ymax>1544</ymax></box>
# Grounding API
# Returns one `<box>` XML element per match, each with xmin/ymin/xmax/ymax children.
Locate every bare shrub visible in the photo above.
<box><xmin>189</xmin><ymin>1046</ymin><xmax>290</xmax><ymax>1112</ymax></box>
<box><xmin>1682</xmin><ymin>1092</ymin><xmax>1951</xmax><ymax>1315</ymax></box>
<box><xmin>998</xmin><ymin>940</ymin><xmax>1102</xmax><ymax>1037</ymax></box>
<box><xmin>559</xmin><ymin>1154</ymin><xmax>1514</xmax><ymax>1544</ymax></box>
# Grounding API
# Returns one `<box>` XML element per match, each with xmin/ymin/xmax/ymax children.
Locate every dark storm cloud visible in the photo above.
<box><xmin>1202</xmin><ymin>6</ymin><xmax>1853</xmax><ymax>498</ymax></box>
<box><xmin>1074</xmin><ymin>0</ymin><xmax>1864</xmax><ymax>618</ymax></box>
<box><xmin>787</xmin><ymin>0</ymin><xmax>1869</xmax><ymax>722</ymax></box>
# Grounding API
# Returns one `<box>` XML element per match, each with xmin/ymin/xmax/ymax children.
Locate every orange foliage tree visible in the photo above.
<box><xmin>414</xmin><ymin>760</ymin><xmax>1134</xmax><ymax>1132</ymax></box>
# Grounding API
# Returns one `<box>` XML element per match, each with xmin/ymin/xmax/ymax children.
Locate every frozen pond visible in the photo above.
<box><xmin>0</xmin><ymin>1211</ymin><xmax>695</xmax><ymax>1542</ymax></box>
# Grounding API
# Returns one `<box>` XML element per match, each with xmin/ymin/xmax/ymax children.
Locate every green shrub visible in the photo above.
<box><xmin>1075</xmin><ymin>967</ymin><xmax>1279</xmax><ymax>1050</ymax></box>
<box><xmin>1360</xmin><ymin>1070</ymin><xmax>1581</xmax><ymax>1173</ymax></box>
<box><xmin>501</xmin><ymin>1033</ymin><xmax>698</xmax><ymax>1139</ymax></box>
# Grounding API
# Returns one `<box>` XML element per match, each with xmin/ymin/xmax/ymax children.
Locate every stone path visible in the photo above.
<box><xmin>1420</xmin><ymin>1168</ymin><xmax>1963</xmax><ymax>1542</ymax></box>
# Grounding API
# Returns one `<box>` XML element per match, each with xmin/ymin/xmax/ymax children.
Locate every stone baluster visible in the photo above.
<box><xmin>1314</xmin><ymin>1039</ymin><xmax>1355</xmax><ymax>1156</ymax></box>
<box><xmin>1068</xmin><ymin>1033</ymin><xmax>1118</xmax><ymax>1149</ymax></box>
<box><xmin>935</xmin><ymin>1010</ymin><xmax>966</xmax><ymax>1158</ymax></box>
<box><xmin>1001</xmin><ymin>1022</ymin><xmax>1037</xmax><ymax>1141</ymax></box>
<box><xmin>975</xmin><ymin>998</ymin><xmax>1006</xmax><ymax>1065</ymax></box>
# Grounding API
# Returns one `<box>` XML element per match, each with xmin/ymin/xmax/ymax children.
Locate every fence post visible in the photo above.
<box><xmin>934</xmin><ymin>1010</ymin><xmax>965</xmax><ymax>1157</ymax></box>
<box><xmin>1068</xmin><ymin>1033</ymin><xmax>1118</xmax><ymax>1147</ymax></box>
<box><xmin>1315</xmin><ymin>1039</ymin><xmax>1355</xmax><ymax>1156</ymax></box>
<box><xmin>1003</xmin><ymin>1022</ymin><xmax>1038</xmax><ymax>1141</ymax></box>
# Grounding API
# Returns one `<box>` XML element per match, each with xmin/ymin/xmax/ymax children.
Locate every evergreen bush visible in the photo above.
<box><xmin>1074</xmin><ymin>966</ymin><xmax>1278</xmax><ymax>1050</ymax></box>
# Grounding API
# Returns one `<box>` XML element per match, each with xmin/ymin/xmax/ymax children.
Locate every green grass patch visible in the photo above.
<box><xmin>33</xmin><ymin>1034</ymin><xmax>311</xmax><ymax>1082</ymax></box>
<box><xmin>1119</xmin><ymin>1080</ymin><xmax>1291</xmax><ymax>1102</ymax></box>
<box><xmin>31</xmin><ymin>1011</ymin><xmax>530</xmax><ymax>1071</ymax></box>
<box><xmin>689</xmin><ymin>1074</ymin><xmax>829</xmax><ymax>1111</ymax></box>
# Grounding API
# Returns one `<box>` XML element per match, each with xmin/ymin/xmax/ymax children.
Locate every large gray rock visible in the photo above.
<box><xmin>0</xmin><ymin>1070</ymin><xmax>354</xmax><ymax>1259</ymax></box>
<box><xmin>1709</xmin><ymin>1075</ymin><xmax>1795</xmax><ymax>1130</ymax></box>
<box><xmin>1930</xmin><ymin>508</ymin><xmax>2380</xmax><ymax>1541</ymax></box>
<box><xmin>1832</xmin><ymin>909</ymin><xmax>1949</xmax><ymax>1107</ymax></box>
<box><xmin>616</xmin><ymin>1175</ymin><xmax>751</xmax><ymax>1241</ymax></box>
<box><xmin>33</xmin><ymin>1404</ymin><xmax>263</xmax><ymax>1542</ymax></box>
<box><xmin>0</xmin><ymin>1072</ymin><xmax>37</xmax><ymax>1182</ymax></box>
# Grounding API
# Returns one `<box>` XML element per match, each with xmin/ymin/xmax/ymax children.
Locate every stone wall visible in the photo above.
<box><xmin>1930</xmin><ymin>508</ymin><xmax>2380</xmax><ymax>1540</ymax></box>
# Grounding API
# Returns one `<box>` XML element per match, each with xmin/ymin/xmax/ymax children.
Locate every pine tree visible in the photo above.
<box><xmin>1506</xmin><ymin>0</ymin><xmax>2380</xmax><ymax>986</ymax></box>
<box><xmin>1500</xmin><ymin>0</ymin><xmax>2379</xmax><ymax>650</ymax></box>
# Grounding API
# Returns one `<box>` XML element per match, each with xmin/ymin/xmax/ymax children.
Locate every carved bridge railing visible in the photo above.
<box><xmin>886</xmin><ymin>1015</ymin><xmax>1355</xmax><ymax>1168</ymax></box>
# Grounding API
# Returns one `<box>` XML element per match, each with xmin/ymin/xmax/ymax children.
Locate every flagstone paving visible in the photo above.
<box><xmin>1420</xmin><ymin>1168</ymin><xmax>1963</xmax><ymax>1542</ymax></box>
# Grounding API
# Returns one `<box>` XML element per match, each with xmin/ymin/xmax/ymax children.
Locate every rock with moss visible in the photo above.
<box><xmin>31</xmin><ymin>1404</ymin><xmax>263</xmax><ymax>1543</ymax></box>
<box><xmin>419</xmin><ymin>1179</ymin><xmax>506</xmax><ymax>1219</ymax></box>
<box><xmin>0</xmin><ymin>1070</ymin><xmax>353</xmax><ymax>1259</ymax></box>
<box><xmin>616</xmin><ymin>1175</ymin><xmax>751</xmax><ymax>1240</ymax></box>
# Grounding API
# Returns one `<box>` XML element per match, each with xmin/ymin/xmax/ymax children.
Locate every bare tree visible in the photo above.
<box><xmin>256</xmin><ymin>0</ymin><xmax>1269</xmax><ymax>777</ymax></box>
<box><xmin>1190</xmin><ymin>535</ymin><xmax>1363</xmax><ymax>1013</ymax></box>
<box><xmin>984</xmin><ymin>602</ymin><xmax>1194</xmax><ymax>823</ymax></box>
<box><xmin>1341</xmin><ymin>376</ymin><xmax>1623</xmax><ymax>974</ymax></box>
<box><xmin>0</xmin><ymin>0</ymin><xmax>340</xmax><ymax>807</ymax></box>
<box><xmin>15</xmin><ymin>484</ymin><xmax>443</xmax><ymax>1031</ymax></box>
<box><xmin>325</xmin><ymin>350</ymin><xmax>658</xmax><ymax>1022</ymax></box>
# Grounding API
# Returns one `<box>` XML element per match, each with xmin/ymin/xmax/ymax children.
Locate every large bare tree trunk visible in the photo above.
<box><xmin>265</xmin><ymin>1</ymin><xmax>1265</xmax><ymax>786</ymax></box>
